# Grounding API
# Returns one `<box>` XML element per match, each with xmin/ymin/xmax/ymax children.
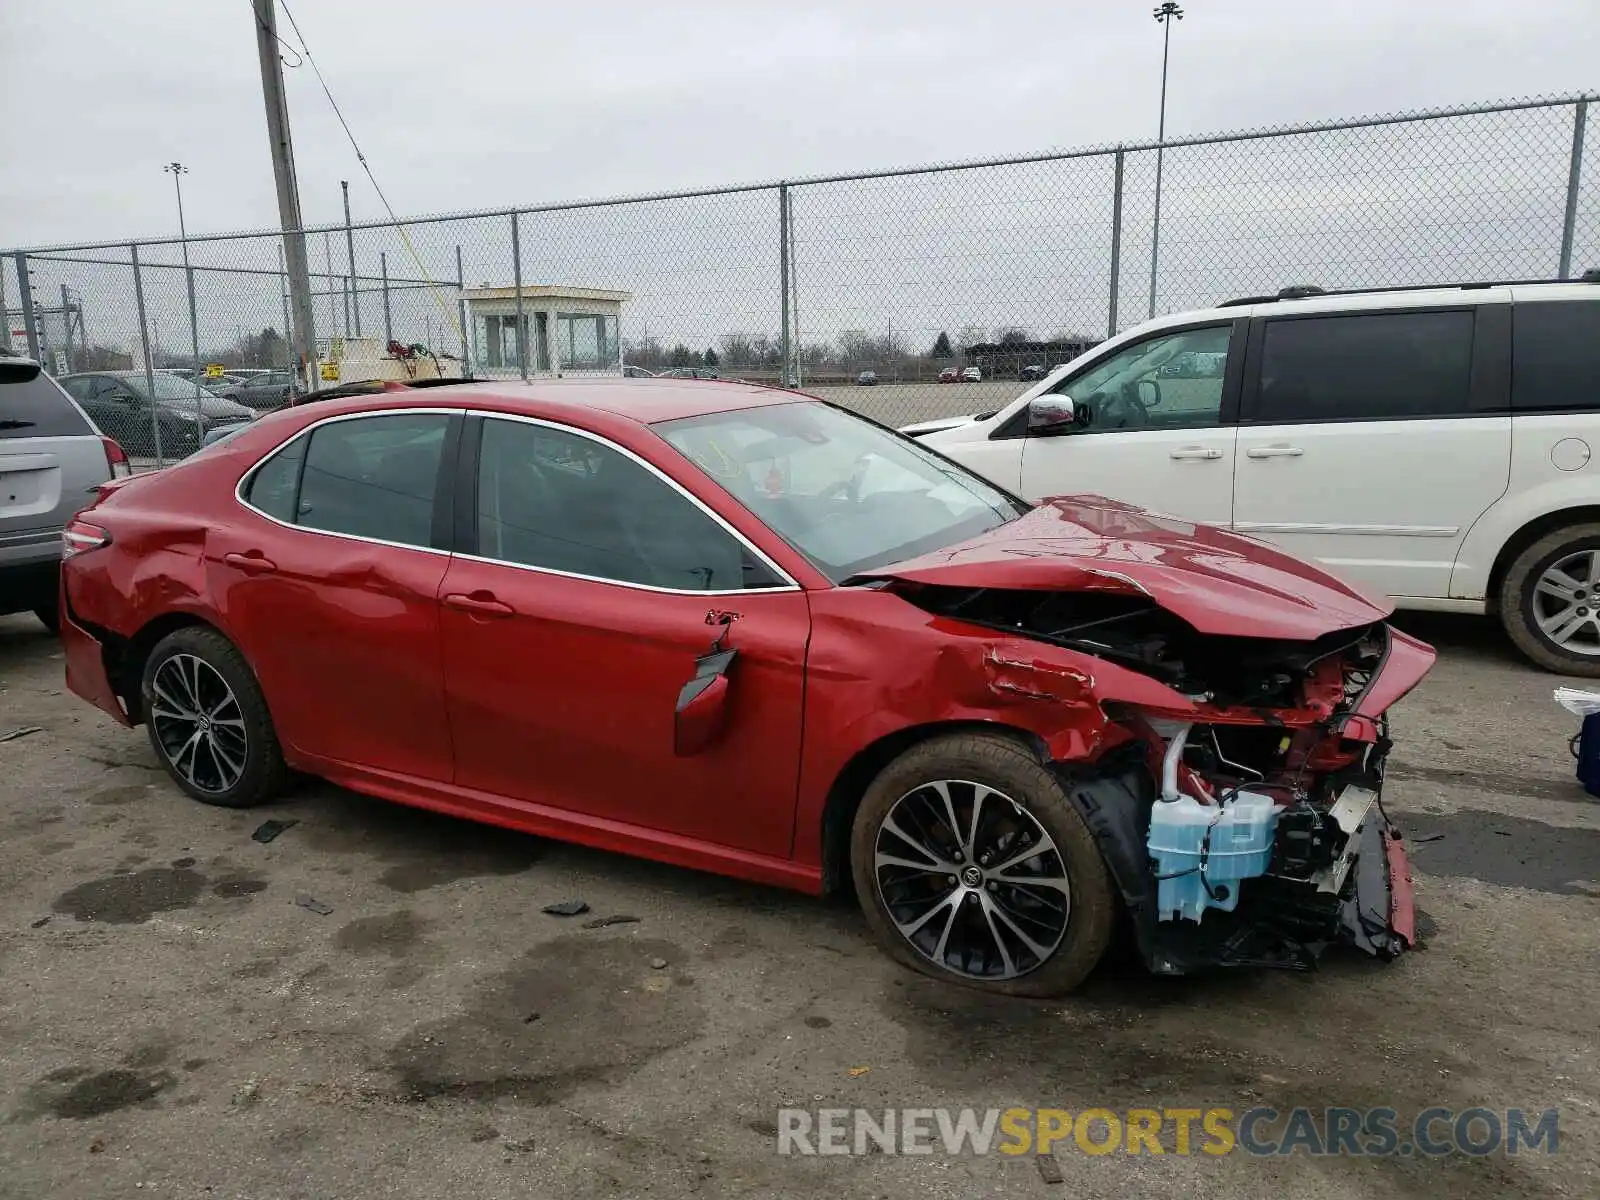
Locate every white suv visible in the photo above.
<box><xmin>906</xmin><ymin>278</ymin><xmax>1600</xmax><ymax>674</ymax></box>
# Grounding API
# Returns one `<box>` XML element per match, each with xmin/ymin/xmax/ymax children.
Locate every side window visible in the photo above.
<box><xmin>244</xmin><ymin>436</ymin><xmax>307</xmax><ymax>522</ymax></box>
<box><xmin>295</xmin><ymin>413</ymin><xmax>449</xmax><ymax>546</ymax></box>
<box><xmin>476</xmin><ymin>418</ymin><xmax>775</xmax><ymax>590</ymax></box>
<box><xmin>1254</xmin><ymin>310</ymin><xmax>1474</xmax><ymax>423</ymax></box>
<box><xmin>1512</xmin><ymin>301</ymin><xmax>1600</xmax><ymax>412</ymax></box>
<box><xmin>1050</xmin><ymin>325</ymin><xmax>1231</xmax><ymax>433</ymax></box>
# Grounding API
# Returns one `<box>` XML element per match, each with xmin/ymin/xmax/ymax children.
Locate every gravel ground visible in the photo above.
<box><xmin>1</xmin><ymin>609</ymin><xmax>1597</xmax><ymax>1199</ymax></box>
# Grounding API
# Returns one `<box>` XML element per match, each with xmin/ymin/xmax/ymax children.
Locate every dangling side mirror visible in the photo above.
<box><xmin>674</xmin><ymin>648</ymin><xmax>737</xmax><ymax>756</ymax></box>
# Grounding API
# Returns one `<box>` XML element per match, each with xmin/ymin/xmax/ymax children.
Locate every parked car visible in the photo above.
<box><xmin>622</xmin><ymin>365</ymin><xmax>657</xmax><ymax>378</ymax></box>
<box><xmin>857</xmin><ymin>370</ymin><xmax>878</xmax><ymax>386</ymax></box>
<box><xmin>938</xmin><ymin>367</ymin><xmax>961</xmax><ymax>383</ymax></box>
<box><xmin>1019</xmin><ymin>364</ymin><xmax>1049</xmax><ymax>382</ymax></box>
<box><xmin>905</xmin><ymin>277</ymin><xmax>1600</xmax><ymax>675</ymax></box>
<box><xmin>961</xmin><ymin>366</ymin><xmax>982</xmax><ymax>382</ymax></box>
<box><xmin>57</xmin><ymin>370</ymin><xmax>254</xmax><ymax>460</ymax></box>
<box><xmin>659</xmin><ymin>367</ymin><xmax>721</xmax><ymax>380</ymax></box>
<box><xmin>0</xmin><ymin>356</ymin><xmax>128</xmax><ymax>631</ymax></box>
<box><xmin>61</xmin><ymin>379</ymin><xmax>1431</xmax><ymax>995</ymax></box>
<box><xmin>229</xmin><ymin>371</ymin><xmax>302</xmax><ymax>411</ymax></box>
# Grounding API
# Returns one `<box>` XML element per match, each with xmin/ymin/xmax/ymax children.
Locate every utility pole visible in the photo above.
<box><xmin>1148</xmin><ymin>2</ymin><xmax>1184</xmax><ymax>319</ymax></box>
<box><xmin>252</xmin><ymin>0</ymin><xmax>318</xmax><ymax>389</ymax></box>
<box><xmin>342</xmin><ymin>180</ymin><xmax>361</xmax><ymax>336</ymax></box>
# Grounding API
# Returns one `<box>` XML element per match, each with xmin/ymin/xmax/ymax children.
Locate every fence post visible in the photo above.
<box><xmin>13</xmin><ymin>253</ymin><xmax>39</xmax><ymax>362</ymax></box>
<box><xmin>1559</xmin><ymin>99</ymin><xmax>1589</xmax><ymax>280</ymax></box>
<box><xmin>343</xmin><ymin>180</ymin><xmax>361</xmax><ymax>336</ymax></box>
<box><xmin>456</xmin><ymin>244</ymin><xmax>470</xmax><ymax>376</ymax></box>
<box><xmin>779</xmin><ymin>184</ymin><xmax>791</xmax><ymax>387</ymax></box>
<box><xmin>130</xmin><ymin>244</ymin><xmax>165</xmax><ymax>468</ymax></box>
<box><xmin>0</xmin><ymin>255</ymin><xmax>8</xmax><ymax>354</ymax></box>
<box><xmin>277</xmin><ymin>243</ymin><xmax>293</xmax><ymax>369</ymax></box>
<box><xmin>1108</xmin><ymin>147</ymin><xmax>1125</xmax><ymax>339</ymax></box>
<box><xmin>1148</xmin><ymin>137</ymin><xmax>1166</xmax><ymax>320</ymax></box>
<box><xmin>60</xmin><ymin>284</ymin><xmax>74</xmax><ymax>373</ymax></box>
<box><xmin>184</xmin><ymin>261</ymin><xmax>203</xmax><ymax>425</ymax></box>
<box><xmin>381</xmin><ymin>252</ymin><xmax>393</xmax><ymax>346</ymax></box>
<box><xmin>510</xmin><ymin>211</ymin><xmax>528</xmax><ymax>381</ymax></box>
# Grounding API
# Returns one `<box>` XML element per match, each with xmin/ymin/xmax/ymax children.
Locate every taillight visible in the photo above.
<box><xmin>62</xmin><ymin>518</ymin><xmax>111</xmax><ymax>558</ymax></box>
<box><xmin>101</xmin><ymin>436</ymin><xmax>131</xmax><ymax>479</ymax></box>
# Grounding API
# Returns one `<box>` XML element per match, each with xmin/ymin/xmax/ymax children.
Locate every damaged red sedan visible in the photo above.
<box><xmin>59</xmin><ymin>381</ymin><xmax>1433</xmax><ymax>995</ymax></box>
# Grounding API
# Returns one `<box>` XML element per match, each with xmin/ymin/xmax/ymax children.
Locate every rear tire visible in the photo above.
<box><xmin>850</xmin><ymin>731</ymin><xmax>1115</xmax><ymax>997</ymax></box>
<box><xmin>140</xmin><ymin>626</ymin><xmax>288</xmax><ymax>808</ymax></box>
<box><xmin>33</xmin><ymin>600</ymin><xmax>60</xmax><ymax>635</ymax></box>
<box><xmin>1499</xmin><ymin>523</ymin><xmax>1600</xmax><ymax>677</ymax></box>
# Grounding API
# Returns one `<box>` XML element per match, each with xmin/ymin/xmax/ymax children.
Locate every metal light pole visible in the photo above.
<box><xmin>164</xmin><ymin>162</ymin><xmax>205</xmax><ymax>422</ymax></box>
<box><xmin>1148</xmin><ymin>2</ymin><xmax>1183</xmax><ymax>319</ymax></box>
<box><xmin>342</xmin><ymin>179</ymin><xmax>361</xmax><ymax>336</ymax></box>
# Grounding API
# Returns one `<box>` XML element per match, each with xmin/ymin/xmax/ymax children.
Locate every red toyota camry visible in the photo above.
<box><xmin>59</xmin><ymin>380</ymin><xmax>1433</xmax><ymax>995</ymax></box>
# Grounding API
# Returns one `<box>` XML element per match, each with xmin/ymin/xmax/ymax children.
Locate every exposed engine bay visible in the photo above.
<box><xmin>895</xmin><ymin>582</ymin><xmax>1419</xmax><ymax>975</ymax></box>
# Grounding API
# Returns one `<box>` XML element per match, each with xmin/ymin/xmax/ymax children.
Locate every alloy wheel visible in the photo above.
<box><xmin>873</xmin><ymin>779</ymin><xmax>1070</xmax><ymax>981</ymax></box>
<box><xmin>1533</xmin><ymin>550</ymin><xmax>1600</xmax><ymax>657</ymax></box>
<box><xmin>149</xmin><ymin>654</ymin><xmax>249</xmax><ymax>794</ymax></box>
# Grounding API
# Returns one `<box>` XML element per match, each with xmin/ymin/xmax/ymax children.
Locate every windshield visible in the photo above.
<box><xmin>657</xmin><ymin>402</ymin><xmax>1027</xmax><ymax>582</ymax></box>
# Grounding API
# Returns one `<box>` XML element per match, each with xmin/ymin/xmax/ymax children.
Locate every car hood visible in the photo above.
<box><xmin>856</xmin><ymin>494</ymin><xmax>1393</xmax><ymax>640</ymax></box>
<box><xmin>900</xmin><ymin>413</ymin><xmax>981</xmax><ymax>437</ymax></box>
<box><xmin>154</xmin><ymin>393</ymin><xmax>254</xmax><ymax>420</ymax></box>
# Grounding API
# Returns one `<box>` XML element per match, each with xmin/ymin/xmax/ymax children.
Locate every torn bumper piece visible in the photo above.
<box><xmin>1062</xmin><ymin>761</ymin><xmax>1415</xmax><ymax>976</ymax></box>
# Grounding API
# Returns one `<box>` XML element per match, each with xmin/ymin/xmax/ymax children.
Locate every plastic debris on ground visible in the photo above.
<box><xmin>541</xmin><ymin>900</ymin><xmax>589</xmax><ymax>917</ymax></box>
<box><xmin>250</xmin><ymin>818</ymin><xmax>298</xmax><ymax>844</ymax></box>
<box><xmin>293</xmin><ymin>893</ymin><xmax>333</xmax><ymax>916</ymax></box>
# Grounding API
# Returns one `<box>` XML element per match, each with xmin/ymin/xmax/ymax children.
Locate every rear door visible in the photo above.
<box><xmin>212</xmin><ymin>409</ymin><xmax>460</xmax><ymax>781</ymax></box>
<box><xmin>1015</xmin><ymin>320</ymin><xmax>1243</xmax><ymax>524</ymax></box>
<box><xmin>1</xmin><ymin>363</ymin><xmax>109</xmax><ymax>581</ymax></box>
<box><xmin>1232</xmin><ymin>304</ymin><xmax>1512</xmax><ymax>601</ymax></box>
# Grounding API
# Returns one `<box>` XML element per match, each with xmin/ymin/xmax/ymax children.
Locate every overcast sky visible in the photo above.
<box><xmin>1</xmin><ymin>0</ymin><xmax>1595</xmax><ymax>248</ymax></box>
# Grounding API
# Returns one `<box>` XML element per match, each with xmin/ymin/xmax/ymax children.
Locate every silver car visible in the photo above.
<box><xmin>1</xmin><ymin>357</ymin><xmax>125</xmax><ymax>631</ymax></box>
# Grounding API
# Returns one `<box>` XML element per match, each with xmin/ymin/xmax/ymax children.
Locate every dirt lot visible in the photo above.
<box><xmin>811</xmin><ymin>379</ymin><xmax>1026</xmax><ymax>427</ymax></box>
<box><xmin>1</xmin><ymin>610</ymin><xmax>1597</xmax><ymax>1199</ymax></box>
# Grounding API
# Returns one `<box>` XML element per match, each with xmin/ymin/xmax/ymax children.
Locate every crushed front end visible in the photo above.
<box><xmin>900</xmin><ymin>582</ymin><xmax>1434</xmax><ymax>976</ymax></box>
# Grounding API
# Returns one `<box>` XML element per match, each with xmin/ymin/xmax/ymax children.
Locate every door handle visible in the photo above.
<box><xmin>1169</xmin><ymin>447</ymin><xmax>1223</xmax><ymax>461</ymax></box>
<box><xmin>223</xmin><ymin>551</ymin><xmax>277</xmax><ymax>574</ymax></box>
<box><xmin>1246</xmin><ymin>445</ymin><xmax>1304</xmax><ymax>459</ymax></box>
<box><xmin>443</xmin><ymin>591</ymin><xmax>515</xmax><ymax>618</ymax></box>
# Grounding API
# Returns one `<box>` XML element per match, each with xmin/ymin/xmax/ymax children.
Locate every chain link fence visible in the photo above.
<box><xmin>3</xmin><ymin>93</ymin><xmax>1595</xmax><ymax>464</ymax></box>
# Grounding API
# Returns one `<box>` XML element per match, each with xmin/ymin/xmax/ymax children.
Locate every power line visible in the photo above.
<box><xmin>274</xmin><ymin>0</ymin><xmax>462</xmax><ymax>339</ymax></box>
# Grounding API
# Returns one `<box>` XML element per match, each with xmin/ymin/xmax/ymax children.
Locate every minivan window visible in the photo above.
<box><xmin>1253</xmin><ymin>310</ymin><xmax>1475</xmax><ymax>423</ymax></box>
<box><xmin>1512</xmin><ymin>301</ymin><xmax>1600</xmax><ymax>412</ymax></box>
<box><xmin>0</xmin><ymin>367</ymin><xmax>95</xmax><ymax>438</ymax></box>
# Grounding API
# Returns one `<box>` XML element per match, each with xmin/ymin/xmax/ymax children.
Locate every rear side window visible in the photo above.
<box><xmin>1512</xmin><ymin>301</ymin><xmax>1600</xmax><ymax>412</ymax></box>
<box><xmin>245</xmin><ymin>436</ymin><xmax>306</xmax><ymax>522</ymax></box>
<box><xmin>1253</xmin><ymin>310</ymin><xmax>1475</xmax><ymax>423</ymax></box>
<box><xmin>0</xmin><ymin>367</ymin><xmax>95</xmax><ymax>438</ymax></box>
<box><xmin>244</xmin><ymin>413</ymin><xmax>449</xmax><ymax>547</ymax></box>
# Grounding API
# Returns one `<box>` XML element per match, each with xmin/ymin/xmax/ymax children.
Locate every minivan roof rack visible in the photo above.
<box><xmin>1218</xmin><ymin>272</ymin><xmax>1600</xmax><ymax>307</ymax></box>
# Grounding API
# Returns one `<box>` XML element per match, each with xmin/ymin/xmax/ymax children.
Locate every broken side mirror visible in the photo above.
<box><xmin>674</xmin><ymin>648</ymin><xmax>736</xmax><ymax>756</ymax></box>
<box><xmin>1027</xmin><ymin>395</ymin><xmax>1084</xmax><ymax>436</ymax></box>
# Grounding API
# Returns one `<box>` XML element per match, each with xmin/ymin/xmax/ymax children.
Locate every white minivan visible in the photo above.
<box><xmin>905</xmin><ymin>279</ymin><xmax>1600</xmax><ymax>674</ymax></box>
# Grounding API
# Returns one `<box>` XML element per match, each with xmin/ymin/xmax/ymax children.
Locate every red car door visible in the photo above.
<box><xmin>438</xmin><ymin>414</ymin><xmax>810</xmax><ymax>857</ymax></box>
<box><xmin>210</xmin><ymin>410</ymin><xmax>458</xmax><ymax>782</ymax></box>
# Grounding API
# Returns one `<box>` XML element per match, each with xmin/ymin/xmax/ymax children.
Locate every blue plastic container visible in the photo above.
<box><xmin>1148</xmin><ymin>792</ymin><xmax>1282</xmax><ymax>922</ymax></box>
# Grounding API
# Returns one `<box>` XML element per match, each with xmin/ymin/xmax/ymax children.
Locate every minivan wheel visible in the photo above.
<box><xmin>849</xmin><ymin>731</ymin><xmax>1115</xmax><ymax>997</ymax></box>
<box><xmin>140</xmin><ymin>626</ymin><xmax>288</xmax><ymax>807</ymax></box>
<box><xmin>1500</xmin><ymin>524</ymin><xmax>1600</xmax><ymax>677</ymax></box>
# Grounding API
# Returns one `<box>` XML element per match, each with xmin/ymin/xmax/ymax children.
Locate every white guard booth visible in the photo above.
<box><xmin>461</xmin><ymin>285</ymin><xmax>631</xmax><ymax>380</ymax></box>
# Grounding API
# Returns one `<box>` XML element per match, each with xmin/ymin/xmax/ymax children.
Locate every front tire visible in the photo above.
<box><xmin>849</xmin><ymin>732</ymin><xmax>1115</xmax><ymax>997</ymax></box>
<box><xmin>33</xmin><ymin>599</ymin><xmax>59</xmax><ymax>634</ymax></box>
<box><xmin>141</xmin><ymin>626</ymin><xmax>288</xmax><ymax>807</ymax></box>
<box><xmin>1499</xmin><ymin>523</ymin><xmax>1600</xmax><ymax>676</ymax></box>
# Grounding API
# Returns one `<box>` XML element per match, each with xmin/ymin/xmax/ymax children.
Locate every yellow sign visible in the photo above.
<box><xmin>204</xmin><ymin>362</ymin><xmax>225</xmax><ymax>378</ymax></box>
<box><xmin>319</xmin><ymin>362</ymin><xmax>340</xmax><ymax>382</ymax></box>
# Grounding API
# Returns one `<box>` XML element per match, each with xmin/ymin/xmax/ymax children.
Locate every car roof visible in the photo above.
<box><xmin>292</xmin><ymin>377</ymin><xmax>809</xmax><ymax>427</ymax></box>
